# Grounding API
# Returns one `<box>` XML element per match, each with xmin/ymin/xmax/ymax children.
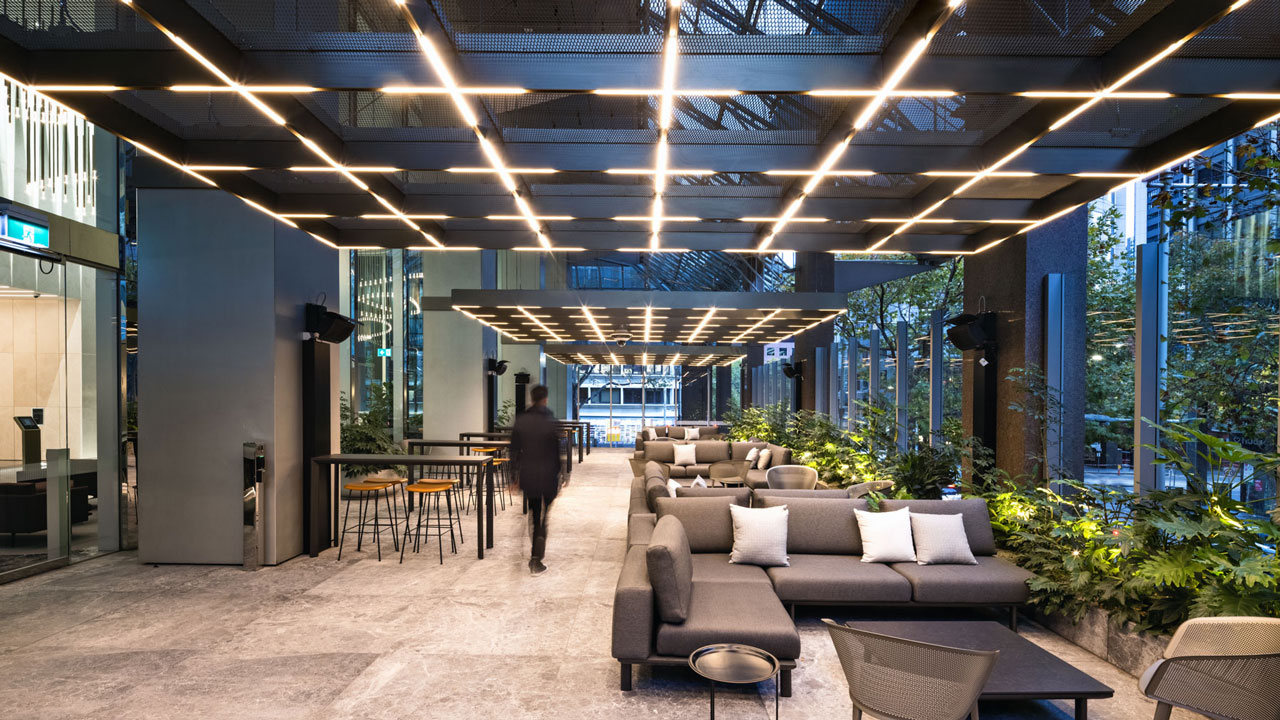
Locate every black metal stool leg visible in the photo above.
<box><xmin>338</xmin><ymin>489</ymin><xmax>353</xmax><ymax>560</ymax></box>
<box><xmin>355</xmin><ymin>491</ymin><xmax>367</xmax><ymax>551</ymax></box>
<box><xmin>383</xmin><ymin>486</ymin><xmax>399</xmax><ymax>553</ymax></box>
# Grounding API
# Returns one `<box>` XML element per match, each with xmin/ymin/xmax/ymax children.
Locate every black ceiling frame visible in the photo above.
<box><xmin>873</xmin><ymin>0</ymin><xmax>1267</xmax><ymax>254</ymax></box>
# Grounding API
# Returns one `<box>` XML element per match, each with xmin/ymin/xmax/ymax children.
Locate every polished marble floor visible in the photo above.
<box><xmin>0</xmin><ymin>448</ymin><xmax>1191</xmax><ymax>719</ymax></box>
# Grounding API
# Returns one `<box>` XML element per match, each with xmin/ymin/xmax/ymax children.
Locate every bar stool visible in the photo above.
<box><xmin>401</xmin><ymin>479</ymin><xmax>464</xmax><ymax>564</ymax></box>
<box><xmin>338</xmin><ymin>481</ymin><xmax>399</xmax><ymax>561</ymax></box>
<box><xmin>362</xmin><ymin>476</ymin><xmax>408</xmax><ymax>552</ymax></box>
<box><xmin>470</xmin><ymin>447</ymin><xmax>504</xmax><ymax>511</ymax></box>
<box><xmin>491</xmin><ymin>456</ymin><xmax>512</xmax><ymax>505</ymax></box>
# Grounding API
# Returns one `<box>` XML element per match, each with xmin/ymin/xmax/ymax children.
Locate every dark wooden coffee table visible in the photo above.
<box><xmin>843</xmin><ymin>620</ymin><xmax>1113</xmax><ymax>720</ymax></box>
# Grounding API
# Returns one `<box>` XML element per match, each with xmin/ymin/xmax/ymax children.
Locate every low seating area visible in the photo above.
<box><xmin>633</xmin><ymin>439</ymin><xmax>796</xmax><ymax>488</ymax></box>
<box><xmin>615</xmin><ymin>460</ymin><xmax>1037</xmax><ymax>694</ymax></box>
<box><xmin>633</xmin><ymin>425</ymin><xmax>724</xmax><ymax>450</ymax></box>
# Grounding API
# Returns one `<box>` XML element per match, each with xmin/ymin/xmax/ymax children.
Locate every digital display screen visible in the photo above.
<box><xmin>13</xmin><ymin>417</ymin><xmax>37</xmax><ymax>430</ymax></box>
<box><xmin>2</xmin><ymin>215</ymin><xmax>50</xmax><ymax>248</ymax></box>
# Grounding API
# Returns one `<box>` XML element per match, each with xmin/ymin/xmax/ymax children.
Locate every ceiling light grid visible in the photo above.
<box><xmin>118</xmin><ymin>1</ymin><xmax>442</xmax><ymax>247</ymax></box>
<box><xmin>757</xmin><ymin>1</ymin><xmax>963</xmax><ymax>251</ymax></box>
<box><xmin>878</xmin><ymin>0</ymin><xmax>1259</xmax><ymax>253</ymax></box>
<box><xmin>393</xmin><ymin>2</ymin><xmax>553</xmax><ymax>249</ymax></box>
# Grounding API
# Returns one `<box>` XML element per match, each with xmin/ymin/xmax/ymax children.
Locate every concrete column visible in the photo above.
<box><xmin>929</xmin><ymin>309</ymin><xmax>944</xmax><ymax>446</ymax></box>
<box><xmin>137</xmin><ymin>189</ymin><xmax>338</xmax><ymax>564</ymax></box>
<box><xmin>743</xmin><ymin>345</ymin><xmax>764</xmax><ymax>407</ymax></box>
<box><xmin>962</xmin><ymin>208</ymin><xmax>1087</xmax><ymax>481</ymax></box>
<box><xmin>420</xmin><ymin>253</ymin><xmax>485</xmax><ymax>438</ymax></box>
<box><xmin>792</xmin><ymin>251</ymin><xmax>835</xmax><ymax>411</ymax></box>
<box><xmin>1134</xmin><ymin>240</ymin><xmax>1168</xmax><ymax>493</ymax></box>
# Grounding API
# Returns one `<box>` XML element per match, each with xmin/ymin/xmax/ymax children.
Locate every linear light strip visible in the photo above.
<box><xmin>392</xmin><ymin>4</ymin><xmax>551</xmax><ymax>249</ymax></box>
<box><xmin>875</xmin><ymin>0</ymin><xmax>1257</xmax><ymax>252</ymax></box>
<box><xmin>118</xmin><ymin>2</ymin><xmax>441</xmax><ymax>248</ymax></box>
<box><xmin>650</xmin><ymin>0</ymin><xmax>682</xmax><ymax>251</ymax></box>
<box><xmin>667</xmin><ymin>353</ymin><xmax>683</xmax><ymax>367</ymax></box>
<box><xmin>728</xmin><ymin>309</ymin><xmax>781</xmax><ymax>344</ymax></box>
<box><xmin>580</xmin><ymin>306</ymin><xmax>609</xmax><ymax>343</ymax></box>
<box><xmin>758</xmin><ymin>2</ymin><xmax>961</xmax><ymax>250</ymax></box>
<box><xmin>517</xmin><ymin>306</ymin><xmax>565</xmax><ymax>342</ymax></box>
<box><xmin>643</xmin><ymin>306</ymin><xmax>654</xmax><ymax>344</ymax></box>
<box><xmin>683</xmin><ymin>307</ymin><xmax>718</xmax><ymax>344</ymax></box>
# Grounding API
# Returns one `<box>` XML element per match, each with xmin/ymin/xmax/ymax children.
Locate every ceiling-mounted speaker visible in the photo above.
<box><xmin>306</xmin><ymin>303</ymin><xmax>357</xmax><ymax>344</ymax></box>
<box><xmin>487</xmin><ymin>358</ymin><xmax>509</xmax><ymax>375</ymax></box>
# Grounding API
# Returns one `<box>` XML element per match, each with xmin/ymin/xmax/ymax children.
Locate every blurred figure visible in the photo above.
<box><xmin>510</xmin><ymin>384</ymin><xmax>561</xmax><ymax>575</ymax></box>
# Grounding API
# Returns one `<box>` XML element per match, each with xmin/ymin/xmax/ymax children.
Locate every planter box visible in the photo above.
<box><xmin>1032</xmin><ymin>608</ymin><xmax>1169</xmax><ymax>678</ymax></box>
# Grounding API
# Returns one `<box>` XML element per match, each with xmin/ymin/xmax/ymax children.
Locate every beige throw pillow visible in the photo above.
<box><xmin>673</xmin><ymin>443</ymin><xmax>697</xmax><ymax>467</ymax></box>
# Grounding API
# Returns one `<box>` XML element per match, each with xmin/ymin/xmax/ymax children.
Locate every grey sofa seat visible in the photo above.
<box><xmin>628</xmin><ymin>513</ymin><xmax>657</xmax><ymax>546</ymax></box>
<box><xmin>753</xmin><ymin>488</ymin><xmax>851</xmax><ymax>502</ymax></box>
<box><xmin>745</xmin><ymin>468</ymin><xmax>768</xmax><ymax>489</ymax></box>
<box><xmin>655</xmin><ymin>580</ymin><xmax>801</xmax><ymax>659</ymax></box>
<box><xmin>767</xmin><ymin>554</ymin><xmax>913</xmax><ymax>604</ymax></box>
<box><xmin>890</xmin><ymin>556</ymin><xmax>1035</xmax><ymax>604</ymax></box>
<box><xmin>691</xmin><ymin>554</ymin><xmax>773</xmax><ymax>585</ymax></box>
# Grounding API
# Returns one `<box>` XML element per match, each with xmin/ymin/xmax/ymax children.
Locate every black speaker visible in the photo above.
<box><xmin>306</xmin><ymin>303</ymin><xmax>357</xmax><ymax>344</ymax></box>
<box><xmin>782</xmin><ymin>359</ymin><xmax>804</xmax><ymax>379</ymax></box>
<box><xmin>487</xmin><ymin>358</ymin><xmax>509</xmax><ymax>375</ymax></box>
<box><xmin>945</xmin><ymin>312</ymin><xmax>996</xmax><ymax>352</ymax></box>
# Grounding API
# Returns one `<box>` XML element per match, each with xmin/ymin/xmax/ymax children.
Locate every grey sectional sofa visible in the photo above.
<box><xmin>633</xmin><ymin>425</ymin><xmax>723</xmax><ymax>451</ymax></box>
<box><xmin>613</xmin><ymin>462</ymin><xmax>1036</xmax><ymax>694</ymax></box>
<box><xmin>634</xmin><ymin>439</ymin><xmax>794</xmax><ymax>487</ymax></box>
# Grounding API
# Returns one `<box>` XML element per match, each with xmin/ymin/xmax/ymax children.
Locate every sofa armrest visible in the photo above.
<box><xmin>612</xmin><ymin>545</ymin><xmax>655</xmax><ymax>662</ymax></box>
<box><xmin>628</xmin><ymin>513</ymin><xmax>657</xmax><ymax>546</ymax></box>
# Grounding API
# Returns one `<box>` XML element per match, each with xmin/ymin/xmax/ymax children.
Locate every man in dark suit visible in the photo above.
<box><xmin>510</xmin><ymin>384</ymin><xmax>561</xmax><ymax>575</ymax></box>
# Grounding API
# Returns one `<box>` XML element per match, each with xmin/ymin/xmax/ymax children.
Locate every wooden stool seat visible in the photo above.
<box><xmin>471</xmin><ymin>447</ymin><xmax>498</xmax><ymax>454</ymax></box>
<box><xmin>345</xmin><ymin>481</ymin><xmax>392</xmax><ymax>492</ymax></box>
<box><xmin>406</xmin><ymin>481</ymin><xmax>456</xmax><ymax>493</ymax></box>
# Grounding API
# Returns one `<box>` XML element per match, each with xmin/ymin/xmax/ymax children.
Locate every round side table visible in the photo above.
<box><xmin>689</xmin><ymin>643</ymin><xmax>780</xmax><ymax>720</ymax></box>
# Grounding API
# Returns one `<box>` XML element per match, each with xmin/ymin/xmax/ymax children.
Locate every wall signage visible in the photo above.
<box><xmin>1</xmin><ymin>213</ymin><xmax>50</xmax><ymax>247</ymax></box>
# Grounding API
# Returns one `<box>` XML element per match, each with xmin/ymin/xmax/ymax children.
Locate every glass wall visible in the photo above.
<box><xmin>350</xmin><ymin>250</ymin><xmax>395</xmax><ymax>415</ymax></box>
<box><xmin>576</xmin><ymin>364</ymin><xmax>680</xmax><ymax>446</ymax></box>
<box><xmin>0</xmin><ymin>252</ymin><xmax>121</xmax><ymax>577</ymax></box>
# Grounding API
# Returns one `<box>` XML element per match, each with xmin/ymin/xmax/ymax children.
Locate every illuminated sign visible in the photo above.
<box><xmin>2</xmin><ymin>215</ymin><xmax>50</xmax><ymax>248</ymax></box>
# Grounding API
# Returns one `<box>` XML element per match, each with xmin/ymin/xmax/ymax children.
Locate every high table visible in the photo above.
<box><xmin>311</xmin><ymin>454</ymin><xmax>495</xmax><ymax>559</ymax></box>
<box><xmin>405</xmin><ymin>439</ymin><xmax>511</xmax><ymax>511</ymax></box>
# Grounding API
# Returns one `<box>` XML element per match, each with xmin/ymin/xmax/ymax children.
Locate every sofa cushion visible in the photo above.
<box><xmin>685</xmin><ymin>464</ymin><xmax>711</xmax><ymax>478</ymax></box>
<box><xmin>675</xmin><ymin>487</ymin><xmax>752</xmax><ymax>506</ymax></box>
<box><xmin>644</xmin><ymin>478</ymin><xmax>668</xmax><ymax>513</ymax></box>
<box><xmin>732</xmin><ymin>441</ymin><xmax>768</xmax><ymax>461</ymax></box>
<box><xmin>691</xmin><ymin>440</ymin><xmax>731</xmax><ymax>463</ymax></box>
<box><xmin>691</xmin><ymin>554</ymin><xmax>774</xmax><ymax>585</ymax></box>
<box><xmin>655</xmin><ymin>581</ymin><xmax>801</xmax><ymax>659</ymax></box>
<box><xmin>766</xmin><ymin>443</ymin><xmax>793</xmax><ymax>466</ymax></box>
<box><xmin>653</xmin><ymin>496</ymin><xmax>736</xmax><ymax>553</ymax></box>
<box><xmin>890</xmin><ymin>556</ymin><xmax>1035</xmax><ymax>604</ymax></box>
<box><xmin>667</xmin><ymin>426</ymin><xmax>686</xmax><ymax>440</ymax></box>
<box><xmin>753</xmin><ymin>488</ymin><xmax>851</xmax><ymax>502</ymax></box>
<box><xmin>729</xmin><ymin>504</ymin><xmax>790</xmax><ymax>567</ymax></box>
<box><xmin>745</xmin><ymin>468</ymin><xmax>768</xmax><ymax>490</ymax></box>
<box><xmin>628</xmin><ymin>513</ymin><xmax>657</xmax><ymax>546</ymax></box>
<box><xmin>645</xmin><ymin>442</ymin><xmax>678</xmax><ymax>464</ymax></box>
<box><xmin>667</xmin><ymin>464</ymin><xmax>688</xmax><ymax>478</ymax></box>
<box><xmin>880</xmin><ymin>499</ymin><xmax>997</xmax><ymax>555</ymax></box>
<box><xmin>767</xmin><ymin>554</ymin><xmax>913</xmax><ymax>604</ymax></box>
<box><xmin>644</xmin><ymin>460</ymin><xmax>667</xmax><ymax>482</ymax></box>
<box><xmin>673</xmin><ymin>443</ymin><xmax>698</xmax><ymax>467</ymax></box>
<box><xmin>647</xmin><ymin>516</ymin><xmax>694</xmax><ymax>623</ymax></box>
<box><xmin>911</xmin><ymin>512</ymin><xmax>978</xmax><ymax>565</ymax></box>
<box><xmin>758</xmin><ymin>496</ymin><xmax>866</xmax><ymax>554</ymax></box>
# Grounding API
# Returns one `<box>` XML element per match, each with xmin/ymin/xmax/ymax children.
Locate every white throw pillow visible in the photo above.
<box><xmin>691</xmin><ymin>476</ymin><xmax>707</xmax><ymax>489</ymax></box>
<box><xmin>673</xmin><ymin>443</ymin><xmax>698</xmax><ymax>467</ymax></box>
<box><xmin>910</xmin><ymin>513</ymin><xmax>978</xmax><ymax>565</ymax></box>
<box><xmin>686</xmin><ymin>427</ymin><xmax>700</xmax><ymax>440</ymax></box>
<box><xmin>757</xmin><ymin>448</ymin><xmax>773</xmax><ymax>470</ymax></box>
<box><xmin>855</xmin><ymin>508</ymin><xmax>917</xmax><ymax>563</ymax></box>
<box><xmin>666</xmin><ymin>478</ymin><xmax>681</xmax><ymax>498</ymax></box>
<box><xmin>745</xmin><ymin>447</ymin><xmax>761</xmax><ymax>467</ymax></box>
<box><xmin>645</xmin><ymin>427</ymin><xmax>657</xmax><ymax>441</ymax></box>
<box><xmin>729</xmin><ymin>504</ymin><xmax>789</xmax><ymax>567</ymax></box>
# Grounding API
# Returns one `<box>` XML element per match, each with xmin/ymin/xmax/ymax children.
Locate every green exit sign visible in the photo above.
<box><xmin>2</xmin><ymin>215</ymin><xmax>50</xmax><ymax>248</ymax></box>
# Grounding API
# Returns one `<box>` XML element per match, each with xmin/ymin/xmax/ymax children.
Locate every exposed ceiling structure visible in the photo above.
<box><xmin>543</xmin><ymin>344</ymin><xmax>745</xmax><ymax>366</ymax></box>
<box><xmin>449</xmin><ymin>289</ymin><xmax>848</xmax><ymax>345</ymax></box>
<box><xmin>2</xmin><ymin>0</ymin><xmax>1278</xmax><ymax>256</ymax></box>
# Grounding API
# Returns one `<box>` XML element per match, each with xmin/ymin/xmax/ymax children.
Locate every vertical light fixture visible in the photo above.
<box><xmin>650</xmin><ymin>0</ymin><xmax>682</xmax><ymax>250</ymax></box>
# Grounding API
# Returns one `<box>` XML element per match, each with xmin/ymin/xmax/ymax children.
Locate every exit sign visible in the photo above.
<box><xmin>376</xmin><ymin>348</ymin><xmax>392</xmax><ymax>357</ymax></box>
<box><xmin>2</xmin><ymin>215</ymin><xmax>50</xmax><ymax>248</ymax></box>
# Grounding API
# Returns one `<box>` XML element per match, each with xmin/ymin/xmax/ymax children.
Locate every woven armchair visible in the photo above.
<box><xmin>848</xmin><ymin>480</ymin><xmax>895</xmax><ymax>499</ymax></box>
<box><xmin>824</xmin><ymin>619</ymin><xmax>998</xmax><ymax>720</ymax></box>
<box><xmin>1138</xmin><ymin>616</ymin><xmax>1280</xmax><ymax>720</ymax></box>
<box><xmin>765</xmin><ymin>464</ymin><xmax>819</xmax><ymax>490</ymax></box>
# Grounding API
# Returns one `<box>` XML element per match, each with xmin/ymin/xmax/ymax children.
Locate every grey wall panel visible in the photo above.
<box><xmin>138</xmin><ymin>189</ymin><xmax>275</xmax><ymax>564</ymax></box>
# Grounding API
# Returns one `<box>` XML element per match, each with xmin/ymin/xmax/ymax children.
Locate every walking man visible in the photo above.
<box><xmin>510</xmin><ymin>384</ymin><xmax>561</xmax><ymax>575</ymax></box>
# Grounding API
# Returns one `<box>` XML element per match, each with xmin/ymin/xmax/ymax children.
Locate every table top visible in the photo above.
<box><xmin>841</xmin><ymin>621</ymin><xmax>1114</xmax><ymax>700</ymax></box>
<box><xmin>409</xmin><ymin>439</ymin><xmax>511</xmax><ymax>448</ymax></box>
<box><xmin>688</xmin><ymin>644</ymin><xmax>779</xmax><ymax>684</ymax></box>
<box><xmin>312</xmin><ymin>453</ymin><xmax>491</xmax><ymax>467</ymax></box>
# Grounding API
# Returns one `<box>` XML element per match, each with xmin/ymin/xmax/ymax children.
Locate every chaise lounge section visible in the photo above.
<box><xmin>612</xmin><ymin>486</ymin><xmax>1036</xmax><ymax>693</ymax></box>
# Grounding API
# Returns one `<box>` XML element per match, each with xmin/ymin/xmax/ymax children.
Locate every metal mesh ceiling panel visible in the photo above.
<box><xmin>0</xmin><ymin>0</ymin><xmax>167</xmax><ymax>49</ymax></box>
<box><xmin>544</xmin><ymin>345</ymin><xmax>745</xmax><ymax>366</ymax></box>
<box><xmin>189</xmin><ymin>0</ymin><xmax>415</xmax><ymax>51</ymax></box>
<box><xmin>1182</xmin><ymin>0</ymin><xmax>1280</xmax><ymax>58</ymax></box>
<box><xmin>931</xmin><ymin>0</ymin><xmax>1173</xmax><ymax>56</ymax></box>
<box><xmin>1040</xmin><ymin>98</ymin><xmax>1231</xmax><ymax>148</ymax></box>
<box><xmin>855</xmin><ymin>96</ymin><xmax>1034</xmax><ymax>146</ymax></box>
<box><xmin>120</xmin><ymin>90</ymin><xmax>297</xmax><ymax>141</ymax></box>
